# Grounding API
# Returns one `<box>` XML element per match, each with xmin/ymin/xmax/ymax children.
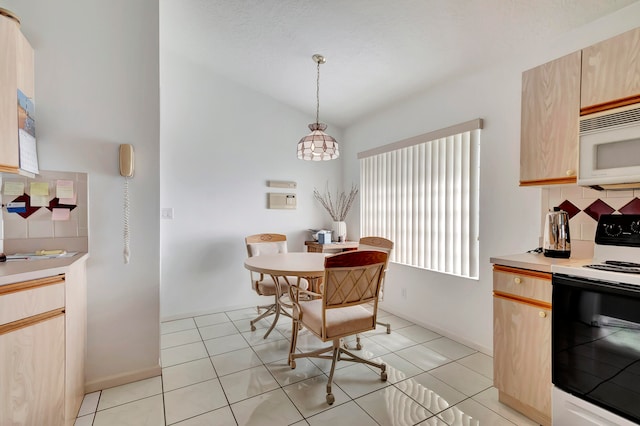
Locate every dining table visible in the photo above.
<box><xmin>243</xmin><ymin>252</ymin><xmax>329</xmax><ymax>294</ymax></box>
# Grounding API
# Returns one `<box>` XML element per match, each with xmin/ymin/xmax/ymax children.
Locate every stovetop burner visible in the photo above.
<box><xmin>584</xmin><ymin>263</ymin><xmax>640</xmax><ymax>274</ymax></box>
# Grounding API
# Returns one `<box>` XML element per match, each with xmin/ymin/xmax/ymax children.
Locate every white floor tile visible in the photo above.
<box><xmin>198</xmin><ymin>322</ymin><xmax>239</xmax><ymax>340</ymax></box>
<box><xmin>233</xmin><ymin>317</ymin><xmax>269</xmax><ymax>333</ymax></box>
<box><xmin>355</xmin><ymin>386</ymin><xmax>433</xmax><ymax>425</ymax></box>
<box><xmin>172</xmin><ymin>406</ymin><xmax>237</xmax><ymax>426</ymax></box>
<box><xmin>367</xmin><ymin>331</ymin><xmax>419</xmax><ymax>352</ymax></box>
<box><xmin>306</xmin><ymin>400</ymin><xmax>378</xmax><ymax>426</ymax></box>
<box><xmin>204</xmin><ymin>333</ymin><xmax>250</xmax><ymax>356</ymax></box>
<box><xmin>161</xmin><ymin>318</ymin><xmax>197</xmax><ymax>335</ymax></box>
<box><xmin>161</xmin><ymin>328</ymin><xmax>202</xmax><ymax>349</ymax></box>
<box><xmin>418</xmin><ymin>416</ymin><xmax>449</xmax><ymax>425</ymax></box>
<box><xmin>231</xmin><ymin>388</ymin><xmax>304</xmax><ymax>426</ymax></box>
<box><xmin>162</xmin><ymin>357</ymin><xmax>217</xmax><ymax>392</ymax></box>
<box><xmin>211</xmin><ymin>347</ymin><xmax>263</xmax><ymax>376</ymax></box>
<box><xmin>422</xmin><ymin>337</ymin><xmax>476</xmax><ymax>361</ymax></box>
<box><xmin>456</xmin><ymin>352</ymin><xmax>493</xmax><ymax>380</ymax></box>
<box><xmin>365</xmin><ymin>352</ymin><xmax>424</xmax><ymax>384</ymax></box>
<box><xmin>283</xmin><ymin>375</ymin><xmax>350</xmax><ymax>417</ymax></box>
<box><xmin>93</xmin><ymin>394</ymin><xmax>164</xmax><ymax>426</ymax></box>
<box><xmin>194</xmin><ymin>312</ymin><xmax>230</xmax><ymax>327</ymax></box>
<box><xmin>98</xmin><ymin>376</ymin><xmax>162</xmax><ymax>411</ymax></box>
<box><xmin>378</xmin><ymin>315</ymin><xmax>413</xmax><ymax>330</ymax></box>
<box><xmin>395</xmin><ymin>372</ymin><xmax>467</xmax><ymax>415</ymax></box>
<box><xmin>395</xmin><ymin>325</ymin><xmax>441</xmax><ymax>343</ymax></box>
<box><xmin>438</xmin><ymin>398</ymin><xmax>514</xmax><ymax>426</ymax></box>
<box><xmin>241</xmin><ymin>328</ymin><xmax>286</xmax><ymax>346</ymax></box>
<box><xmin>164</xmin><ymin>379</ymin><xmax>228</xmax><ymax>425</ymax></box>
<box><xmin>226</xmin><ymin>307</ymin><xmax>263</xmax><ymax>321</ymax></box>
<box><xmin>395</xmin><ymin>345</ymin><xmax>451</xmax><ymax>372</ymax></box>
<box><xmin>219</xmin><ymin>365</ymin><xmax>280</xmax><ymax>403</ymax></box>
<box><xmin>252</xmin><ymin>338</ymin><xmax>292</xmax><ymax>364</ymax></box>
<box><xmin>428</xmin><ymin>363</ymin><xmax>493</xmax><ymax>397</ymax></box>
<box><xmin>161</xmin><ymin>341</ymin><xmax>208</xmax><ymax>367</ymax></box>
<box><xmin>472</xmin><ymin>387</ymin><xmax>539</xmax><ymax>426</ymax></box>
<box><xmin>77</xmin><ymin>391</ymin><xmax>100</xmax><ymax>416</ymax></box>
<box><xmin>74</xmin><ymin>414</ymin><xmax>94</xmax><ymax>426</ymax></box>
<box><xmin>265</xmin><ymin>357</ymin><xmax>324</xmax><ymax>386</ymax></box>
<box><xmin>332</xmin><ymin>363</ymin><xmax>390</xmax><ymax>399</ymax></box>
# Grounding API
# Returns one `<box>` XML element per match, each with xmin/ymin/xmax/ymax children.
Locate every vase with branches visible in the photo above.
<box><xmin>313</xmin><ymin>183</ymin><xmax>358</xmax><ymax>242</ymax></box>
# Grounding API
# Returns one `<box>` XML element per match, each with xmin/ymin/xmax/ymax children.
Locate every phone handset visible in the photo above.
<box><xmin>119</xmin><ymin>144</ymin><xmax>134</xmax><ymax>264</ymax></box>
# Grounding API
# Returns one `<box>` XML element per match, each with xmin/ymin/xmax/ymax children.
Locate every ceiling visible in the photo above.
<box><xmin>161</xmin><ymin>0</ymin><xmax>638</xmax><ymax>128</ymax></box>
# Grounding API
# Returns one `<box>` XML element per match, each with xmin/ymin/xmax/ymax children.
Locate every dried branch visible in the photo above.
<box><xmin>313</xmin><ymin>183</ymin><xmax>358</xmax><ymax>221</ymax></box>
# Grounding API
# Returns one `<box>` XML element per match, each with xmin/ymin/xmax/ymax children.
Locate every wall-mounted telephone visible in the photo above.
<box><xmin>119</xmin><ymin>144</ymin><xmax>134</xmax><ymax>264</ymax></box>
<box><xmin>119</xmin><ymin>144</ymin><xmax>135</xmax><ymax>177</ymax></box>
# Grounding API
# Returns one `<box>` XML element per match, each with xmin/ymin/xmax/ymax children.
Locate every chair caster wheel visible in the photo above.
<box><xmin>250</xmin><ymin>324</ymin><xmax>256</xmax><ymax>331</ymax></box>
<box><xmin>386</xmin><ymin>327</ymin><xmax>391</xmax><ymax>334</ymax></box>
<box><xmin>381</xmin><ymin>371</ymin><xmax>388</xmax><ymax>381</ymax></box>
<box><xmin>326</xmin><ymin>393</ymin><xmax>335</xmax><ymax>405</ymax></box>
<box><xmin>290</xmin><ymin>360</ymin><xmax>296</xmax><ymax>369</ymax></box>
<box><xmin>356</xmin><ymin>343</ymin><xmax>362</xmax><ymax>350</ymax></box>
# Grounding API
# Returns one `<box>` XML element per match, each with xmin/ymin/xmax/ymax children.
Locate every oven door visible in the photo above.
<box><xmin>552</xmin><ymin>274</ymin><xmax>640</xmax><ymax>424</ymax></box>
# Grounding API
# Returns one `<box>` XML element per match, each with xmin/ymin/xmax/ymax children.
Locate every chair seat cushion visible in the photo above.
<box><xmin>299</xmin><ymin>299</ymin><xmax>375</xmax><ymax>340</ymax></box>
<box><xmin>255</xmin><ymin>275</ymin><xmax>306</xmax><ymax>296</ymax></box>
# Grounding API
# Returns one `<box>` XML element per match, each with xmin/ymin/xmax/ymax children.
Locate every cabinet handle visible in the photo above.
<box><xmin>514</xmin><ymin>277</ymin><xmax>522</xmax><ymax>284</ymax></box>
<box><xmin>566</xmin><ymin>169</ymin><xmax>575</xmax><ymax>176</ymax></box>
<box><xmin>539</xmin><ymin>311</ymin><xmax>547</xmax><ymax>318</ymax></box>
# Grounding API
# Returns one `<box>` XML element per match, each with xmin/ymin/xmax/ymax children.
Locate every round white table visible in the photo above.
<box><xmin>243</xmin><ymin>252</ymin><xmax>329</xmax><ymax>293</ymax></box>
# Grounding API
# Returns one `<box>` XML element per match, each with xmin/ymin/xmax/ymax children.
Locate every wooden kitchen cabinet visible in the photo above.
<box><xmin>0</xmin><ymin>9</ymin><xmax>35</xmax><ymax>175</ymax></box>
<box><xmin>0</xmin><ymin>266</ymin><xmax>87</xmax><ymax>426</ymax></box>
<box><xmin>581</xmin><ymin>27</ymin><xmax>640</xmax><ymax>114</ymax></box>
<box><xmin>520</xmin><ymin>51</ymin><xmax>581</xmax><ymax>186</ymax></box>
<box><xmin>493</xmin><ymin>265</ymin><xmax>552</xmax><ymax>426</ymax></box>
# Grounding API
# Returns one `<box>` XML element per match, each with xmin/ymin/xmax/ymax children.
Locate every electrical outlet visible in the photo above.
<box><xmin>161</xmin><ymin>208</ymin><xmax>174</xmax><ymax>220</ymax></box>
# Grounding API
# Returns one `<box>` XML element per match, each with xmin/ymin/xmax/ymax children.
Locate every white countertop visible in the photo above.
<box><xmin>0</xmin><ymin>252</ymin><xmax>89</xmax><ymax>285</ymax></box>
<box><xmin>490</xmin><ymin>252</ymin><xmax>591</xmax><ymax>273</ymax></box>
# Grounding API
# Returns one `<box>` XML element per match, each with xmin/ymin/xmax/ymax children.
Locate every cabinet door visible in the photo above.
<box><xmin>494</xmin><ymin>296</ymin><xmax>551</xmax><ymax>424</ymax></box>
<box><xmin>0</xmin><ymin>314</ymin><xmax>66</xmax><ymax>426</ymax></box>
<box><xmin>581</xmin><ymin>27</ymin><xmax>640</xmax><ymax>113</ymax></box>
<box><xmin>520</xmin><ymin>51</ymin><xmax>581</xmax><ymax>186</ymax></box>
<box><xmin>0</xmin><ymin>15</ymin><xmax>20</xmax><ymax>172</ymax></box>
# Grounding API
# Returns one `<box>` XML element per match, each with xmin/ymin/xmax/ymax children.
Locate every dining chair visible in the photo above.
<box><xmin>288</xmin><ymin>250</ymin><xmax>389</xmax><ymax>405</ymax></box>
<box><xmin>245</xmin><ymin>233</ymin><xmax>300</xmax><ymax>339</ymax></box>
<box><xmin>359</xmin><ymin>236</ymin><xmax>394</xmax><ymax>332</ymax></box>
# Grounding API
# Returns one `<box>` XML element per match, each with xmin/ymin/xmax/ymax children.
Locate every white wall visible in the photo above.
<box><xmin>159</xmin><ymin>49</ymin><xmax>343</xmax><ymax>319</ymax></box>
<box><xmin>342</xmin><ymin>3</ymin><xmax>640</xmax><ymax>354</ymax></box>
<box><xmin>3</xmin><ymin>0</ymin><xmax>161</xmax><ymax>388</ymax></box>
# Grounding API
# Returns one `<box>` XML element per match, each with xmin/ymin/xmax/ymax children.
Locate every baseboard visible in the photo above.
<box><xmin>84</xmin><ymin>365</ymin><xmax>162</xmax><ymax>393</ymax></box>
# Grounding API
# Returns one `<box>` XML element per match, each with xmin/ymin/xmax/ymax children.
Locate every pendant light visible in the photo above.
<box><xmin>297</xmin><ymin>54</ymin><xmax>339</xmax><ymax>161</ymax></box>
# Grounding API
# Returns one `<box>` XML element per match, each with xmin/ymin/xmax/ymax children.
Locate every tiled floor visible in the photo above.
<box><xmin>75</xmin><ymin>307</ymin><xmax>539</xmax><ymax>426</ymax></box>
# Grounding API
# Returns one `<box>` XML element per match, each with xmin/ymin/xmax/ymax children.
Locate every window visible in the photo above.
<box><xmin>359</xmin><ymin>119</ymin><xmax>482</xmax><ymax>279</ymax></box>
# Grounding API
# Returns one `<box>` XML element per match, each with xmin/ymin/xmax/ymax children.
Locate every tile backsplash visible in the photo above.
<box><xmin>542</xmin><ymin>185</ymin><xmax>640</xmax><ymax>241</ymax></box>
<box><xmin>1</xmin><ymin>170</ymin><xmax>88</xmax><ymax>252</ymax></box>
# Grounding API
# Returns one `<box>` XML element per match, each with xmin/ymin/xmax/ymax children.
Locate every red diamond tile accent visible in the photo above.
<box><xmin>46</xmin><ymin>198</ymin><xmax>77</xmax><ymax>212</ymax></box>
<box><xmin>557</xmin><ymin>200</ymin><xmax>581</xmax><ymax>219</ymax></box>
<box><xmin>584</xmin><ymin>199</ymin><xmax>615</xmax><ymax>221</ymax></box>
<box><xmin>10</xmin><ymin>194</ymin><xmax>41</xmax><ymax>219</ymax></box>
<box><xmin>619</xmin><ymin>197</ymin><xmax>640</xmax><ymax>215</ymax></box>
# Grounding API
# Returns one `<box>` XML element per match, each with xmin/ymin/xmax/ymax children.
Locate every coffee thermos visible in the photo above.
<box><xmin>543</xmin><ymin>207</ymin><xmax>571</xmax><ymax>258</ymax></box>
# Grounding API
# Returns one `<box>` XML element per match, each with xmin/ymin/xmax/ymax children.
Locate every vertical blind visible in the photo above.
<box><xmin>359</xmin><ymin>119</ymin><xmax>482</xmax><ymax>279</ymax></box>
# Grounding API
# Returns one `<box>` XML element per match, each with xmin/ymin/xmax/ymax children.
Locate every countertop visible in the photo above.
<box><xmin>490</xmin><ymin>252</ymin><xmax>591</xmax><ymax>273</ymax></box>
<box><xmin>0</xmin><ymin>252</ymin><xmax>89</xmax><ymax>285</ymax></box>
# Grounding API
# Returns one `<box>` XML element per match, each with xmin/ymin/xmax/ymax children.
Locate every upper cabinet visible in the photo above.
<box><xmin>0</xmin><ymin>9</ymin><xmax>35</xmax><ymax>175</ymax></box>
<box><xmin>581</xmin><ymin>27</ymin><xmax>640</xmax><ymax>114</ymax></box>
<box><xmin>520</xmin><ymin>51</ymin><xmax>582</xmax><ymax>186</ymax></box>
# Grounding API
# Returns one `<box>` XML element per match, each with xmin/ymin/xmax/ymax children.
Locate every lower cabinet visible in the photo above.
<box><xmin>493</xmin><ymin>265</ymin><xmax>552</xmax><ymax>426</ymax></box>
<box><xmin>0</xmin><ymin>313</ymin><xmax>66</xmax><ymax>425</ymax></box>
<box><xmin>0</xmin><ymin>264</ymin><xmax>86</xmax><ymax>426</ymax></box>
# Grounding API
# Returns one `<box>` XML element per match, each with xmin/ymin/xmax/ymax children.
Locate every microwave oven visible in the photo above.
<box><xmin>578</xmin><ymin>103</ymin><xmax>640</xmax><ymax>190</ymax></box>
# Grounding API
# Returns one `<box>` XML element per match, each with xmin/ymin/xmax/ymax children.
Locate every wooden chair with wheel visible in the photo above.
<box><xmin>245</xmin><ymin>233</ymin><xmax>305</xmax><ymax>338</ymax></box>
<box><xmin>288</xmin><ymin>250</ymin><xmax>389</xmax><ymax>405</ymax></box>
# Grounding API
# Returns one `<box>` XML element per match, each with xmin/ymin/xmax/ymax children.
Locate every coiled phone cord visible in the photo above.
<box><xmin>123</xmin><ymin>177</ymin><xmax>130</xmax><ymax>264</ymax></box>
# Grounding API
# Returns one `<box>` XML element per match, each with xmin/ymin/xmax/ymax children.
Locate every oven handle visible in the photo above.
<box><xmin>552</xmin><ymin>273</ymin><xmax>640</xmax><ymax>298</ymax></box>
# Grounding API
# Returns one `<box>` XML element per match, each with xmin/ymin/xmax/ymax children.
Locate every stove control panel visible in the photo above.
<box><xmin>595</xmin><ymin>214</ymin><xmax>640</xmax><ymax>247</ymax></box>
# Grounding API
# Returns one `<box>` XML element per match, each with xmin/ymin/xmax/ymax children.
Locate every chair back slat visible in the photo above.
<box><xmin>322</xmin><ymin>251</ymin><xmax>387</xmax><ymax>309</ymax></box>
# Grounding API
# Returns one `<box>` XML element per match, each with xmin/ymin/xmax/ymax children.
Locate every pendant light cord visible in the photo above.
<box><xmin>316</xmin><ymin>60</ymin><xmax>321</xmax><ymax>124</ymax></box>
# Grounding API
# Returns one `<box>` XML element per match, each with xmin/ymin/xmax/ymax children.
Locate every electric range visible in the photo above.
<box><xmin>550</xmin><ymin>214</ymin><xmax>640</xmax><ymax>425</ymax></box>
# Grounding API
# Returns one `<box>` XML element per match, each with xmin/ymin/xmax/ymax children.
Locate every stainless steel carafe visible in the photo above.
<box><xmin>543</xmin><ymin>207</ymin><xmax>571</xmax><ymax>258</ymax></box>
